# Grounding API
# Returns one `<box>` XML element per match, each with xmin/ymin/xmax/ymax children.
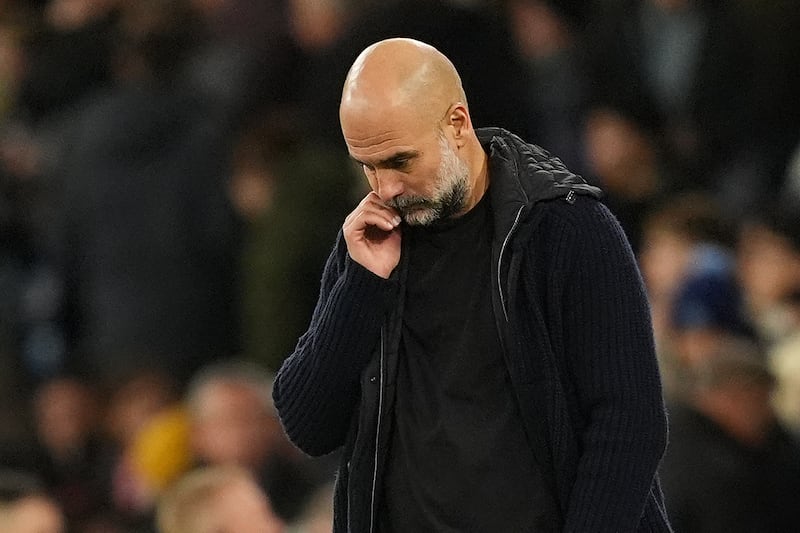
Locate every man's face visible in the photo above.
<box><xmin>385</xmin><ymin>132</ymin><xmax>470</xmax><ymax>225</ymax></box>
<box><xmin>342</xmin><ymin>106</ymin><xmax>471</xmax><ymax>226</ymax></box>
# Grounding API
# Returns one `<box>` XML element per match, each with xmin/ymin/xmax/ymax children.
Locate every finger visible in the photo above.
<box><xmin>360</xmin><ymin>191</ymin><xmax>401</xmax><ymax>218</ymax></box>
<box><xmin>345</xmin><ymin>206</ymin><xmax>401</xmax><ymax>233</ymax></box>
<box><xmin>345</xmin><ymin>194</ymin><xmax>401</xmax><ymax>230</ymax></box>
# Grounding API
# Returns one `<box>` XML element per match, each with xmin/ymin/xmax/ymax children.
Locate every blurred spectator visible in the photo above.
<box><xmin>732</xmin><ymin>0</ymin><xmax>800</xmax><ymax>192</ymax></box>
<box><xmin>259</xmin><ymin>0</ymin><xmax>355</xmax><ymax>148</ymax></box>
<box><xmin>17</xmin><ymin>0</ymin><xmax>118</xmax><ymax>125</ymax></box>
<box><xmin>582</xmin><ymin>104</ymin><xmax>682</xmax><ymax>253</ymax></box>
<box><xmin>638</xmin><ymin>193</ymin><xmax>733</xmax><ymax>349</ymax></box>
<box><xmin>185</xmin><ymin>0</ymin><xmax>294</xmax><ymax>128</ymax></box>
<box><xmin>103</xmin><ymin>369</ymin><xmax>178</xmax><ymax>452</ymax></box>
<box><xmin>769</xmin><ymin>292</ymin><xmax>800</xmax><ymax>436</ymax></box>
<box><xmin>229</xmin><ymin>115</ymin><xmax>360</xmax><ymax>371</ymax></box>
<box><xmin>286</xmin><ymin>0</ymin><xmax>348</xmax><ymax>54</ymax></box>
<box><xmin>222</xmin><ymin>0</ymin><xmax>357</xmax><ymax>374</ymax></box>
<box><xmin>505</xmin><ymin>0</ymin><xmax>590</xmax><ymax>174</ymax></box>
<box><xmin>51</xmin><ymin>0</ymin><xmax>242</xmax><ymax>383</ymax></box>
<box><xmin>664</xmin><ymin>253</ymin><xmax>755</xmax><ymax>397</ymax></box>
<box><xmin>0</xmin><ymin>8</ymin><xmax>31</xmax><ymax>120</ymax></box>
<box><xmin>185</xmin><ymin>360</ymin><xmax>334</xmax><ymax>524</ymax></box>
<box><xmin>737</xmin><ymin>203</ymin><xmax>800</xmax><ymax>343</ymax></box>
<box><xmin>737</xmin><ymin>203</ymin><xmax>800</xmax><ymax>434</ymax></box>
<box><xmin>31</xmin><ymin>376</ymin><xmax>111</xmax><ymax>529</ymax></box>
<box><xmin>105</xmin><ymin>405</ymin><xmax>192</xmax><ymax>530</ymax></box>
<box><xmin>299</xmin><ymin>0</ymin><xmax>532</xmax><ymax>147</ymax></box>
<box><xmin>659</xmin><ymin>338</ymin><xmax>800</xmax><ymax>532</ymax></box>
<box><xmin>186</xmin><ymin>361</ymin><xmax>290</xmax><ymax>472</ymax></box>
<box><xmin>0</xmin><ymin>469</ymin><xmax>65</xmax><ymax>533</ymax></box>
<box><xmin>33</xmin><ymin>377</ymin><xmax>97</xmax><ymax>472</ymax></box>
<box><xmin>156</xmin><ymin>465</ymin><xmax>285</xmax><ymax>533</ymax></box>
<box><xmin>1</xmin><ymin>6</ymin><xmax>49</xmax><ymax>432</ymax></box>
<box><xmin>103</xmin><ymin>369</ymin><xmax>180</xmax><ymax>529</ymax></box>
<box><xmin>586</xmin><ymin>0</ymin><xmax>761</xmax><ymax>213</ymax></box>
<box><xmin>127</xmin><ymin>407</ymin><xmax>191</xmax><ymax>501</ymax></box>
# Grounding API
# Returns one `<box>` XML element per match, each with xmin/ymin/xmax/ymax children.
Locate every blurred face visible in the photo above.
<box><xmin>5</xmin><ymin>496</ymin><xmax>66</xmax><ymax>533</ymax></box>
<box><xmin>342</xmin><ymin>105</ymin><xmax>470</xmax><ymax>226</ymax></box>
<box><xmin>508</xmin><ymin>0</ymin><xmax>571</xmax><ymax>60</ymax></box>
<box><xmin>738</xmin><ymin>225</ymin><xmax>800</xmax><ymax>315</ymax></box>
<box><xmin>639</xmin><ymin>230</ymin><xmax>695</xmax><ymax>299</ymax></box>
<box><xmin>191</xmin><ymin>382</ymin><xmax>279</xmax><ymax>469</ymax></box>
<box><xmin>673</xmin><ymin>328</ymin><xmax>729</xmax><ymax>368</ymax></box>
<box><xmin>34</xmin><ymin>379</ymin><xmax>95</xmax><ymax>458</ymax></box>
<box><xmin>106</xmin><ymin>373</ymin><xmax>173</xmax><ymax>446</ymax></box>
<box><xmin>583</xmin><ymin>108</ymin><xmax>654</xmax><ymax>194</ymax></box>
<box><xmin>208</xmin><ymin>478</ymin><xmax>285</xmax><ymax>533</ymax></box>
<box><xmin>45</xmin><ymin>0</ymin><xmax>115</xmax><ymax>30</ymax></box>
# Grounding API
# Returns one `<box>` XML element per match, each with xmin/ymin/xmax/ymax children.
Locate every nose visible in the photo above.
<box><xmin>373</xmin><ymin>170</ymin><xmax>404</xmax><ymax>203</ymax></box>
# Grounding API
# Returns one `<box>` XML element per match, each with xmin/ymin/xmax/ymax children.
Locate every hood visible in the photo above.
<box><xmin>477</xmin><ymin>127</ymin><xmax>602</xmax><ymax>241</ymax></box>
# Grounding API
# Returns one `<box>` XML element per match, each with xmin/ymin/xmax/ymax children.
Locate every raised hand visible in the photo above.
<box><xmin>343</xmin><ymin>191</ymin><xmax>402</xmax><ymax>279</ymax></box>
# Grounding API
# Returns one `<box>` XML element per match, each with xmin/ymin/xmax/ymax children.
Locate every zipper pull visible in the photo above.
<box><xmin>565</xmin><ymin>190</ymin><xmax>576</xmax><ymax>204</ymax></box>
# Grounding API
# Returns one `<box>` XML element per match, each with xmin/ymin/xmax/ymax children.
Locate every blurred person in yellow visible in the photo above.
<box><xmin>118</xmin><ymin>405</ymin><xmax>193</xmax><ymax>513</ymax></box>
<box><xmin>157</xmin><ymin>465</ymin><xmax>285</xmax><ymax>533</ymax></box>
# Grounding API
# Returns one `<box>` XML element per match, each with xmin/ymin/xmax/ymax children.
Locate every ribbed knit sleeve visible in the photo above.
<box><xmin>273</xmin><ymin>234</ymin><xmax>397</xmax><ymax>456</ymax></box>
<box><xmin>539</xmin><ymin>198</ymin><xmax>669</xmax><ymax>532</ymax></box>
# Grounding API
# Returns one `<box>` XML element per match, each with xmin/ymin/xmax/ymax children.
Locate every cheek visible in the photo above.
<box><xmin>409</xmin><ymin>165</ymin><xmax>440</xmax><ymax>194</ymax></box>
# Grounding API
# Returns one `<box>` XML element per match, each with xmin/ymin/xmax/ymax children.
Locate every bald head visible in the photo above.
<box><xmin>340</xmin><ymin>38</ymin><xmax>466</xmax><ymax>126</ymax></box>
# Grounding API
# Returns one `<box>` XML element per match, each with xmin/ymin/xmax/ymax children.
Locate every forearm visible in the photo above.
<box><xmin>564</xmin><ymin>390</ymin><xmax>667</xmax><ymax>531</ymax></box>
<box><xmin>273</xmin><ymin>252</ymin><xmax>396</xmax><ymax>456</ymax></box>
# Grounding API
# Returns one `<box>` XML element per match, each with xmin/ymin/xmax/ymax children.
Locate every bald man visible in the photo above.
<box><xmin>273</xmin><ymin>38</ymin><xmax>671</xmax><ymax>532</ymax></box>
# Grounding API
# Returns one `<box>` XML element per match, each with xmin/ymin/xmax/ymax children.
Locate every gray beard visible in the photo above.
<box><xmin>388</xmin><ymin>136</ymin><xmax>470</xmax><ymax>226</ymax></box>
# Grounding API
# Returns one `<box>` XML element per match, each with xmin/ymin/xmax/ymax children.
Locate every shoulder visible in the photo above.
<box><xmin>516</xmin><ymin>197</ymin><xmax>636</xmax><ymax>281</ymax></box>
<box><xmin>528</xmin><ymin>195</ymin><xmax>620</xmax><ymax>240</ymax></box>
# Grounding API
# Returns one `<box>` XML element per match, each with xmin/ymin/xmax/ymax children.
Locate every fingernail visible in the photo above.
<box><xmin>392</xmin><ymin>216</ymin><xmax>402</xmax><ymax>226</ymax></box>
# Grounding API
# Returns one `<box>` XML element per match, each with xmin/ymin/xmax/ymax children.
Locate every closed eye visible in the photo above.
<box><xmin>386</xmin><ymin>157</ymin><xmax>411</xmax><ymax>170</ymax></box>
<box><xmin>351</xmin><ymin>150</ymin><xmax>419</xmax><ymax>173</ymax></box>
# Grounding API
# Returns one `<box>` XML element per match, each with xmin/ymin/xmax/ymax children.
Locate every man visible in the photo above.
<box><xmin>187</xmin><ymin>362</ymin><xmax>287</xmax><ymax>472</ymax></box>
<box><xmin>659</xmin><ymin>339</ymin><xmax>800</xmax><ymax>532</ymax></box>
<box><xmin>273</xmin><ymin>38</ymin><xmax>671</xmax><ymax>532</ymax></box>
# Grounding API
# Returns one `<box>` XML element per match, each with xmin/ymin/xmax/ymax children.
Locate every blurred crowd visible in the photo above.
<box><xmin>0</xmin><ymin>0</ymin><xmax>799</xmax><ymax>532</ymax></box>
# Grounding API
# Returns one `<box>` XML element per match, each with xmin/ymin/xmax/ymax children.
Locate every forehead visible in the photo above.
<box><xmin>341</xmin><ymin>102</ymin><xmax>436</xmax><ymax>162</ymax></box>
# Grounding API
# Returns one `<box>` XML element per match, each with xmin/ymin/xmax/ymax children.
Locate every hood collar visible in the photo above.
<box><xmin>477</xmin><ymin>127</ymin><xmax>602</xmax><ymax>240</ymax></box>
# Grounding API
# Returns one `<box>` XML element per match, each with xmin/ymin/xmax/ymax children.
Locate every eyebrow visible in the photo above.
<box><xmin>351</xmin><ymin>150</ymin><xmax>420</xmax><ymax>169</ymax></box>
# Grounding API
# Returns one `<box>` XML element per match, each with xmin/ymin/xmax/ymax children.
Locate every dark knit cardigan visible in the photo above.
<box><xmin>274</xmin><ymin>128</ymin><xmax>672</xmax><ymax>532</ymax></box>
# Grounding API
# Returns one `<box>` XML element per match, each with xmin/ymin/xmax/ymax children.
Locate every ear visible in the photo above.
<box><xmin>446</xmin><ymin>103</ymin><xmax>470</xmax><ymax>145</ymax></box>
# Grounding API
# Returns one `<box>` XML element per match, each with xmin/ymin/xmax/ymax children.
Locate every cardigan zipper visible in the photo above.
<box><xmin>368</xmin><ymin>327</ymin><xmax>386</xmax><ymax>533</ymax></box>
<box><xmin>498</xmin><ymin>205</ymin><xmax>526</xmax><ymax>321</ymax></box>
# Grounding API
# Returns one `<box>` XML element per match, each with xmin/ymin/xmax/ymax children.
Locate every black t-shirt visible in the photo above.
<box><xmin>378</xmin><ymin>195</ymin><xmax>558</xmax><ymax>532</ymax></box>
